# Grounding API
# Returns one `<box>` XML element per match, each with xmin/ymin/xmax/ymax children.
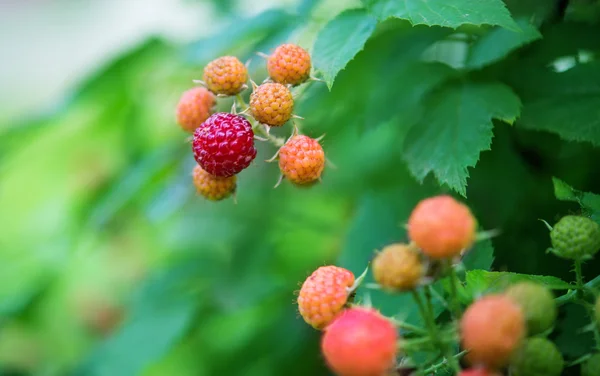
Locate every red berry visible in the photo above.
<box><xmin>192</xmin><ymin>165</ymin><xmax>236</xmax><ymax>201</ymax></box>
<box><xmin>279</xmin><ymin>135</ymin><xmax>325</xmax><ymax>185</ymax></box>
<box><xmin>321</xmin><ymin>307</ymin><xmax>398</xmax><ymax>376</ymax></box>
<box><xmin>250</xmin><ymin>82</ymin><xmax>294</xmax><ymax>126</ymax></box>
<box><xmin>267</xmin><ymin>44</ymin><xmax>311</xmax><ymax>86</ymax></box>
<box><xmin>203</xmin><ymin>56</ymin><xmax>248</xmax><ymax>95</ymax></box>
<box><xmin>408</xmin><ymin>195</ymin><xmax>476</xmax><ymax>259</ymax></box>
<box><xmin>461</xmin><ymin>295</ymin><xmax>525</xmax><ymax>369</ymax></box>
<box><xmin>176</xmin><ymin>87</ymin><xmax>215</xmax><ymax>133</ymax></box>
<box><xmin>297</xmin><ymin>266</ymin><xmax>354</xmax><ymax>329</ymax></box>
<box><xmin>192</xmin><ymin>113</ymin><xmax>257</xmax><ymax>177</ymax></box>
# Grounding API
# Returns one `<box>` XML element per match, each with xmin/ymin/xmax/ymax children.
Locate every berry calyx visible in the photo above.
<box><xmin>582</xmin><ymin>353</ymin><xmax>600</xmax><ymax>376</ymax></box>
<box><xmin>372</xmin><ymin>243</ymin><xmax>424</xmax><ymax>291</ymax></box>
<box><xmin>192</xmin><ymin>112</ymin><xmax>257</xmax><ymax>177</ymax></box>
<box><xmin>461</xmin><ymin>295</ymin><xmax>525</xmax><ymax>369</ymax></box>
<box><xmin>250</xmin><ymin>83</ymin><xmax>294</xmax><ymax>126</ymax></box>
<box><xmin>505</xmin><ymin>282</ymin><xmax>557</xmax><ymax>335</ymax></box>
<box><xmin>408</xmin><ymin>195</ymin><xmax>476</xmax><ymax>259</ymax></box>
<box><xmin>509</xmin><ymin>337</ymin><xmax>564</xmax><ymax>376</ymax></box>
<box><xmin>297</xmin><ymin>266</ymin><xmax>355</xmax><ymax>329</ymax></box>
<box><xmin>321</xmin><ymin>307</ymin><xmax>398</xmax><ymax>376</ymax></box>
<box><xmin>550</xmin><ymin>215</ymin><xmax>600</xmax><ymax>260</ymax></box>
<box><xmin>203</xmin><ymin>56</ymin><xmax>248</xmax><ymax>95</ymax></box>
<box><xmin>176</xmin><ymin>87</ymin><xmax>216</xmax><ymax>133</ymax></box>
<box><xmin>278</xmin><ymin>135</ymin><xmax>325</xmax><ymax>185</ymax></box>
<box><xmin>192</xmin><ymin>165</ymin><xmax>236</xmax><ymax>201</ymax></box>
<box><xmin>267</xmin><ymin>44</ymin><xmax>311</xmax><ymax>86</ymax></box>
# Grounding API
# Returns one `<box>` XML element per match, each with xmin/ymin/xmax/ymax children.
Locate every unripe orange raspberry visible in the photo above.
<box><xmin>408</xmin><ymin>195</ymin><xmax>476</xmax><ymax>259</ymax></box>
<box><xmin>250</xmin><ymin>83</ymin><xmax>294</xmax><ymax>126</ymax></box>
<box><xmin>372</xmin><ymin>243</ymin><xmax>424</xmax><ymax>291</ymax></box>
<box><xmin>321</xmin><ymin>307</ymin><xmax>398</xmax><ymax>376</ymax></box>
<box><xmin>297</xmin><ymin>266</ymin><xmax>354</xmax><ymax>329</ymax></box>
<box><xmin>203</xmin><ymin>56</ymin><xmax>248</xmax><ymax>95</ymax></box>
<box><xmin>176</xmin><ymin>87</ymin><xmax>215</xmax><ymax>132</ymax></box>
<box><xmin>267</xmin><ymin>44</ymin><xmax>311</xmax><ymax>86</ymax></box>
<box><xmin>192</xmin><ymin>164</ymin><xmax>236</xmax><ymax>201</ymax></box>
<box><xmin>279</xmin><ymin>135</ymin><xmax>325</xmax><ymax>185</ymax></box>
<box><xmin>461</xmin><ymin>295</ymin><xmax>525</xmax><ymax>369</ymax></box>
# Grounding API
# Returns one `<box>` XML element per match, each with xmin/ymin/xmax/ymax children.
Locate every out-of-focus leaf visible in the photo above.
<box><xmin>363</xmin><ymin>0</ymin><xmax>519</xmax><ymax>30</ymax></box>
<box><xmin>186</xmin><ymin>9</ymin><xmax>293</xmax><ymax>63</ymax></box>
<box><xmin>76</xmin><ymin>262</ymin><xmax>205</xmax><ymax>376</ymax></box>
<box><xmin>403</xmin><ymin>81</ymin><xmax>521</xmax><ymax>196</ymax></box>
<box><xmin>312</xmin><ymin>8</ymin><xmax>378</xmax><ymax>89</ymax></box>
<box><xmin>462</xmin><ymin>238</ymin><xmax>494</xmax><ymax>271</ymax></box>
<box><xmin>466</xmin><ymin>18</ymin><xmax>542</xmax><ymax>69</ymax></box>
<box><xmin>465</xmin><ymin>270</ymin><xmax>573</xmax><ymax>298</ymax></box>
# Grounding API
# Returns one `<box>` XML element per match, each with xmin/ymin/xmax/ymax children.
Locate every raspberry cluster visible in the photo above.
<box><xmin>293</xmin><ymin>197</ymin><xmax>595</xmax><ymax>376</ymax></box>
<box><xmin>174</xmin><ymin>43</ymin><xmax>325</xmax><ymax>201</ymax></box>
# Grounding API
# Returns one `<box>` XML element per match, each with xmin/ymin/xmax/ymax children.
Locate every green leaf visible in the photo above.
<box><xmin>312</xmin><ymin>8</ymin><xmax>378</xmax><ymax>89</ymax></box>
<box><xmin>465</xmin><ymin>270</ymin><xmax>573</xmax><ymax>298</ymax></box>
<box><xmin>466</xmin><ymin>18</ymin><xmax>542</xmax><ymax>69</ymax></box>
<box><xmin>362</xmin><ymin>0</ymin><xmax>519</xmax><ymax>30</ymax></box>
<box><xmin>552</xmin><ymin>177</ymin><xmax>600</xmax><ymax>218</ymax></box>
<box><xmin>518</xmin><ymin>95</ymin><xmax>600</xmax><ymax>147</ymax></box>
<box><xmin>402</xmin><ymin>81</ymin><xmax>521</xmax><ymax>196</ymax></box>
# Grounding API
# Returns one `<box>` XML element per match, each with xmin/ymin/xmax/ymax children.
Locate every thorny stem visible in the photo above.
<box><xmin>390</xmin><ymin>318</ymin><xmax>428</xmax><ymax>335</ymax></box>
<box><xmin>572</xmin><ymin>260</ymin><xmax>600</xmax><ymax>349</ymax></box>
<box><xmin>574</xmin><ymin>259</ymin><xmax>585</xmax><ymax>299</ymax></box>
<box><xmin>235</xmin><ymin>94</ymin><xmax>285</xmax><ymax>147</ymax></box>
<box><xmin>414</xmin><ymin>287</ymin><xmax>461</xmax><ymax>374</ymax></box>
<box><xmin>446</xmin><ymin>260</ymin><xmax>462</xmax><ymax>320</ymax></box>
<box><xmin>422</xmin><ymin>350</ymin><xmax>468</xmax><ymax>374</ymax></box>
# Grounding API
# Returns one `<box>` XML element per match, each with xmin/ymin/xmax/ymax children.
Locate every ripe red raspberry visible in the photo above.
<box><xmin>408</xmin><ymin>195</ymin><xmax>476</xmax><ymax>259</ymax></box>
<box><xmin>461</xmin><ymin>295</ymin><xmax>525</xmax><ymax>369</ymax></box>
<box><xmin>321</xmin><ymin>307</ymin><xmax>398</xmax><ymax>376</ymax></box>
<box><xmin>203</xmin><ymin>56</ymin><xmax>248</xmax><ymax>95</ymax></box>
<box><xmin>176</xmin><ymin>87</ymin><xmax>216</xmax><ymax>133</ymax></box>
<box><xmin>267</xmin><ymin>44</ymin><xmax>311</xmax><ymax>86</ymax></box>
<box><xmin>192</xmin><ymin>165</ymin><xmax>236</xmax><ymax>201</ymax></box>
<box><xmin>460</xmin><ymin>368</ymin><xmax>501</xmax><ymax>376</ymax></box>
<box><xmin>297</xmin><ymin>266</ymin><xmax>354</xmax><ymax>329</ymax></box>
<box><xmin>279</xmin><ymin>135</ymin><xmax>325</xmax><ymax>185</ymax></box>
<box><xmin>250</xmin><ymin>83</ymin><xmax>294</xmax><ymax>126</ymax></box>
<box><xmin>372</xmin><ymin>243</ymin><xmax>424</xmax><ymax>291</ymax></box>
<box><xmin>192</xmin><ymin>113</ymin><xmax>257</xmax><ymax>177</ymax></box>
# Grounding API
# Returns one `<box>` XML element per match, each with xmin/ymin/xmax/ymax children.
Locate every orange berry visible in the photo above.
<box><xmin>279</xmin><ymin>135</ymin><xmax>325</xmax><ymax>185</ymax></box>
<box><xmin>176</xmin><ymin>87</ymin><xmax>215</xmax><ymax>132</ymax></box>
<box><xmin>267</xmin><ymin>44</ymin><xmax>311</xmax><ymax>85</ymax></box>
<box><xmin>372</xmin><ymin>243</ymin><xmax>424</xmax><ymax>291</ymax></box>
<box><xmin>250</xmin><ymin>83</ymin><xmax>294</xmax><ymax>126</ymax></box>
<box><xmin>297</xmin><ymin>266</ymin><xmax>354</xmax><ymax>329</ymax></box>
<box><xmin>192</xmin><ymin>164</ymin><xmax>236</xmax><ymax>201</ymax></box>
<box><xmin>408</xmin><ymin>195</ymin><xmax>476</xmax><ymax>259</ymax></box>
<box><xmin>321</xmin><ymin>307</ymin><xmax>398</xmax><ymax>376</ymax></box>
<box><xmin>203</xmin><ymin>56</ymin><xmax>248</xmax><ymax>95</ymax></box>
<box><xmin>461</xmin><ymin>295</ymin><xmax>525</xmax><ymax>369</ymax></box>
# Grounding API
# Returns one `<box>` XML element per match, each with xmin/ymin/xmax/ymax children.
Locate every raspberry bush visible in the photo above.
<box><xmin>5</xmin><ymin>0</ymin><xmax>600</xmax><ymax>376</ymax></box>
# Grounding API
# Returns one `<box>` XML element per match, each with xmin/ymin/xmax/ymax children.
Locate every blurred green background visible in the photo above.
<box><xmin>1</xmin><ymin>0</ymin><xmax>600</xmax><ymax>375</ymax></box>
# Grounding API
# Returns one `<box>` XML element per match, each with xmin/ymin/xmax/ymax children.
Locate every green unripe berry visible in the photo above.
<box><xmin>505</xmin><ymin>282</ymin><xmax>557</xmax><ymax>335</ymax></box>
<box><xmin>550</xmin><ymin>215</ymin><xmax>600</xmax><ymax>260</ymax></box>
<box><xmin>582</xmin><ymin>353</ymin><xmax>600</xmax><ymax>376</ymax></box>
<box><xmin>510</xmin><ymin>337</ymin><xmax>564</xmax><ymax>376</ymax></box>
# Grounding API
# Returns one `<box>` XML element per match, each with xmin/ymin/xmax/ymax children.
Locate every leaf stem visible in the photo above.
<box><xmin>445</xmin><ymin>260</ymin><xmax>463</xmax><ymax>320</ymax></box>
<box><xmin>423</xmin><ymin>350</ymin><xmax>468</xmax><ymax>374</ymax></box>
<box><xmin>575</xmin><ymin>259</ymin><xmax>584</xmax><ymax>300</ymax></box>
